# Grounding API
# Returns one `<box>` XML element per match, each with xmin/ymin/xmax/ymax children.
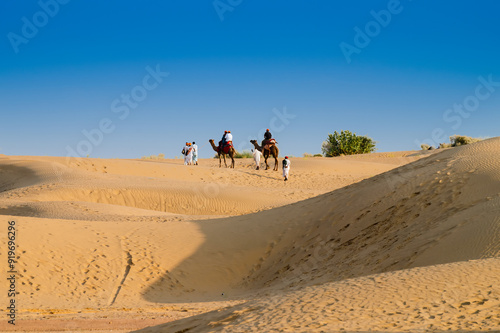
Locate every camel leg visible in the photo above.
<box><xmin>223</xmin><ymin>154</ymin><xmax>227</xmax><ymax>168</ymax></box>
<box><xmin>219</xmin><ymin>155</ymin><xmax>222</xmax><ymax>168</ymax></box>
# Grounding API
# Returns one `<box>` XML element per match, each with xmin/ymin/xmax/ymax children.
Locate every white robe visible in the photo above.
<box><xmin>192</xmin><ymin>144</ymin><xmax>198</xmax><ymax>163</ymax></box>
<box><xmin>253</xmin><ymin>149</ymin><xmax>262</xmax><ymax>168</ymax></box>
<box><xmin>183</xmin><ymin>146</ymin><xmax>190</xmax><ymax>165</ymax></box>
<box><xmin>282</xmin><ymin>159</ymin><xmax>291</xmax><ymax>178</ymax></box>
<box><xmin>185</xmin><ymin>147</ymin><xmax>193</xmax><ymax>165</ymax></box>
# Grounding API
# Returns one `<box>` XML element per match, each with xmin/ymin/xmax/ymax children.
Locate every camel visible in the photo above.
<box><xmin>209</xmin><ymin>139</ymin><xmax>235</xmax><ymax>168</ymax></box>
<box><xmin>250</xmin><ymin>139</ymin><xmax>279</xmax><ymax>171</ymax></box>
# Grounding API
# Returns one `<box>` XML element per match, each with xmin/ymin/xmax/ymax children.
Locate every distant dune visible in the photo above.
<box><xmin>0</xmin><ymin>139</ymin><xmax>498</xmax><ymax>332</ymax></box>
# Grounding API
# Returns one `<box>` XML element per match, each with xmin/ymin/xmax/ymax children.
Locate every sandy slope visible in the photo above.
<box><xmin>0</xmin><ymin>140</ymin><xmax>499</xmax><ymax>332</ymax></box>
<box><xmin>140</xmin><ymin>258</ymin><xmax>500</xmax><ymax>332</ymax></box>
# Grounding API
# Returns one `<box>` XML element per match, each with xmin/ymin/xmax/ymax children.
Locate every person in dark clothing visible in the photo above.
<box><xmin>262</xmin><ymin>128</ymin><xmax>274</xmax><ymax>149</ymax></box>
<box><xmin>220</xmin><ymin>131</ymin><xmax>228</xmax><ymax>149</ymax></box>
<box><xmin>264</xmin><ymin>129</ymin><xmax>272</xmax><ymax>140</ymax></box>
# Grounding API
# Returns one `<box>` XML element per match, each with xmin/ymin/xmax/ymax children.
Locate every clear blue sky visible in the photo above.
<box><xmin>1</xmin><ymin>1</ymin><xmax>499</xmax><ymax>158</ymax></box>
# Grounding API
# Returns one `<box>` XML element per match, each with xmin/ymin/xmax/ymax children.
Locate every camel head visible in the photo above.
<box><xmin>208</xmin><ymin>139</ymin><xmax>219</xmax><ymax>152</ymax></box>
<box><xmin>250</xmin><ymin>140</ymin><xmax>262</xmax><ymax>152</ymax></box>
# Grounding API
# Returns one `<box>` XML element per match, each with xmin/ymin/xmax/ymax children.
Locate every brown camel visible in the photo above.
<box><xmin>209</xmin><ymin>139</ymin><xmax>235</xmax><ymax>168</ymax></box>
<box><xmin>250</xmin><ymin>139</ymin><xmax>279</xmax><ymax>171</ymax></box>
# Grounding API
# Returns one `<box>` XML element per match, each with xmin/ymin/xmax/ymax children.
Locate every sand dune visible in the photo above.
<box><xmin>0</xmin><ymin>140</ymin><xmax>499</xmax><ymax>332</ymax></box>
<box><xmin>139</xmin><ymin>258</ymin><xmax>500</xmax><ymax>332</ymax></box>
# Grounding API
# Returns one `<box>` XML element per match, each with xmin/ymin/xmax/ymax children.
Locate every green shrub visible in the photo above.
<box><xmin>321</xmin><ymin>130</ymin><xmax>376</xmax><ymax>157</ymax></box>
<box><xmin>234</xmin><ymin>150</ymin><xmax>253</xmax><ymax>158</ymax></box>
<box><xmin>313</xmin><ymin>154</ymin><xmax>323</xmax><ymax>157</ymax></box>
<box><xmin>450</xmin><ymin>135</ymin><xmax>482</xmax><ymax>147</ymax></box>
<box><xmin>439</xmin><ymin>143</ymin><xmax>452</xmax><ymax>149</ymax></box>
<box><xmin>142</xmin><ymin>154</ymin><xmax>166</xmax><ymax>159</ymax></box>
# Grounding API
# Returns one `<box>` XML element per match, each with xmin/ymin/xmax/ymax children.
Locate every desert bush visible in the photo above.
<box><xmin>234</xmin><ymin>150</ymin><xmax>253</xmax><ymax>158</ymax></box>
<box><xmin>420</xmin><ymin>144</ymin><xmax>431</xmax><ymax>150</ymax></box>
<box><xmin>321</xmin><ymin>130</ymin><xmax>376</xmax><ymax>157</ymax></box>
<box><xmin>303</xmin><ymin>153</ymin><xmax>313</xmax><ymax>158</ymax></box>
<box><xmin>439</xmin><ymin>143</ymin><xmax>452</xmax><ymax>149</ymax></box>
<box><xmin>313</xmin><ymin>154</ymin><xmax>323</xmax><ymax>157</ymax></box>
<box><xmin>450</xmin><ymin>135</ymin><xmax>482</xmax><ymax>147</ymax></box>
<box><xmin>142</xmin><ymin>154</ymin><xmax>165</xmax><ymax>159</ymax></box>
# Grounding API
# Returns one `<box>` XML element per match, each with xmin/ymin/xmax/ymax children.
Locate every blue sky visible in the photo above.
<box><xmin>1</xmin><ymin>1</ymin><xmax>499</xmax><ymax>158</ymax></box>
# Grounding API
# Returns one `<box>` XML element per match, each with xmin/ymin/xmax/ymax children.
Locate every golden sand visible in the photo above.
<box><xmin>0</xmin><ymin>139</ymin><xmax>498</xmax><ymax>332</ymax></box>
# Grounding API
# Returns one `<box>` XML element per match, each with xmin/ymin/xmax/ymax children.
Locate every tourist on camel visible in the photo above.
<box><xmin>225</xmin><ymin>131</ymin><xmax>233</xmax><ymax>146</ymax></box>
<box><xmin>264</xmin><ymin>129</ymin><xmax>272</xmax><ymax>140</ymax></box>
<box><xmin>219</xmin><ymin>131</ymin><xmax>233</xmax><ymax>153</ymax></box>
<box><xmin>221</xmin><ymin>131</ymin><xmax>228</xmax><ymax>147</ymax></box>
<box><xmin>262</xmin><ymin>129</ymin><xmax>276</xmax><ymax>150</ymax></box>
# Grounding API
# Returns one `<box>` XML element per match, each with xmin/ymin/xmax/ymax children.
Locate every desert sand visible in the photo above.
<box><xmin>0</xmin><ymin>138</ymin><xmax>499</xmax><ymax>332</ymax></box>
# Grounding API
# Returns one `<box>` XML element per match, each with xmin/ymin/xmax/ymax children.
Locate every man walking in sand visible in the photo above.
<box><xmin>182</xmin><ymin>142</ymin><xmax>189</xmax><ymax>165</ymax></box>
<box><xmin>192</xmin><ymin>141</ymin><xmax>198</xmax><ymax>165</ymax></box>
<box><xmin>186</xmin><ymin>143</ymin><xmax>194</xmax><ymax>165</ymax></box>
<box><xmin>252</xmin><ymin>148</ymin><xmax>262</xmax><ymax>170</ymax></box>
<box><xmin>282</xmin><ymin>156</ymin><xmax>291</xmax><ymax>181</ymax></box>
<box><xmin>183</xmin><ymin>142</ymin><xmax>193</xmax><ymax>165</ymax></box>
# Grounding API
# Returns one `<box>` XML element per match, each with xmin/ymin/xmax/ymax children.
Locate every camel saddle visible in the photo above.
<box><xmin>218</xmin><ymin>140</ymin><xmax>233</xmax><ymax>154</ymax></box>
<box><xmin>262</xmin><ymin>138</ymin><xmax>277</xmax><ymax>150</ymax></box>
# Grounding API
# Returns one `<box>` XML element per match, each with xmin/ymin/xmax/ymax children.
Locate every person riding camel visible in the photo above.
<box><xmin>225</xmin><ymin>131</ymin><xmax>233</xmax><ymax>146</ymax></box>
<box><xmin>262</xmin><ymin>129</ymin><xmax>276</xmax><ymax>150</ymax></box>
<box><xmin>264</xmin><ymin>129</ymin><xmax>272</xmax><ymax>141</ymax></box>
<box><xmin>219</xmin><ymin>131</ymin><xmax>233</xmax><ymax>153</ymax></box>
<box><xmin>222</xmin><ymin>131</ymin><xmax>228</xmax><ymax>144</ymax></box>
<box><xmin>220</xmin><ymin>131</ymin><xmax>228</xmax><ymax>150</ymax></box>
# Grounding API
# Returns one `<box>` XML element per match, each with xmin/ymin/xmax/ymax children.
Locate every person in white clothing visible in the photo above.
<box><xmin>185</xmin><ymin>143</ymin><xmax>193</xmax><ymax>165</ymax></box>
<box><xmin>252</xmin><ymin>148</ymin><xmax>262</xmax><ymax>170</ymax></box>
<box><xmin>225</xmin><ymin>131</ymin><xmax>233</xmax><ymax>144</ymax></box>
<box><xmin>192</xmin><ymin>141</ymin><xmax>198</xmax><ymax>165</ymax></box>
<box><xmin>182</xmin><ymin>142</ymin><xmax>189</xmax><ymax>165</ymax></box>
<box><xmin>282</xmin><ymin>156</ymin><xmax>291</xmax><ymax>181</ymax></box>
